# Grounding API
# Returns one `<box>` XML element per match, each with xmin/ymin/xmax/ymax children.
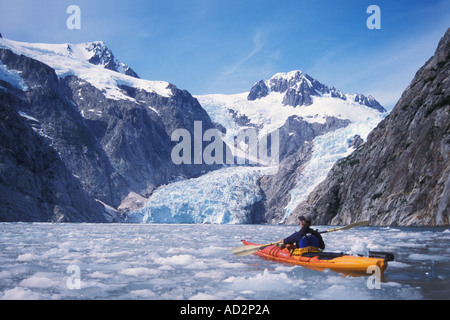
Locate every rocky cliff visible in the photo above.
<box><xmin>0</xmin><ymin>38</ymin><xmax>221</xmax><ymax>222</ymax></box>
<box><xmin>289</xmin><ymin>28</ymin><xmax>450</xmax><ymax>227</ymax></box>
<box><xmin>0</xmin><ymin>77</ymin><xmax>107</xmax><ymax>222</ymax></box>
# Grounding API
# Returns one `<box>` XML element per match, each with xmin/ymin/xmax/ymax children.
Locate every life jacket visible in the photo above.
<box><xmin>298</xmin><ymin>233</ymin><xmax>321</xmax><ymax>249</ymax></box>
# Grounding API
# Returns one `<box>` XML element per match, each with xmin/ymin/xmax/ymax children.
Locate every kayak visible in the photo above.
<box><xmin>241</xmin><ymin>240</ymin><xmax>394</xmax><ymax>274</ymax></box>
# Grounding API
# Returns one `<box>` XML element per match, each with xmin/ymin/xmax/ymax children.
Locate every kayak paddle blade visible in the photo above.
<box><xmin>339</xmin><ymin>220</ymin><xmax>370</xmax><ymax>230</ymax></box>
<box><xmin>232</xmin><ymin>241</ymin><xmax>282</xmax><ymax>257</ymax></box>
<box><xmin>232</xmin><ymin>245</ymin><xmax>262</xmax><ymax>257</ymax></box>
<box><xmin>321</xmin><ymin>220</ymin><xmax>370</xmax><ymax>234</ymax></box>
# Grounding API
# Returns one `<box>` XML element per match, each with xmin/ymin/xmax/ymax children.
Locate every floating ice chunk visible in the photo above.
<box><xmin>408</xmin><ymin>254</ymin><xmax>450</xmax><ymax>261</ymax></box>
<box><xmin>128</xmin><ymin>289</ymin><xmax>157</xmax><ymax>299</ymax></box>
<box><xmin>189</xmin><ymin>293</ymin><xmax>218</xmax><ymax>300</ymax></box>
<box><xmin>0</xmin><ymin>287</ymin><xmax>45</xmax><ymax>300</ymax></box>
<box><xmin>120</xmin><ymin>267</ymin><xmax>159</xmax><ymax>276</ymax></box>
<box><xmin>20</xmin><ymin>274</ymin><xmax>60</xmax><ymax>288</ymax></box>
<box><xmin>17</xmin><ymin>253</ymin><xmax>40</xmax><ymax>262</ymax></box>
<box><xmin>350</xmin><ymin>241</ymin><xmax>370</xmax><ymax>256</ymax></box>
<box><xmin>223</xmin><ymin>269</ymin><xmax>300</xmax><ymax>292</ymax></box>
<box><xmin>154</xmin><ymin>254</ymin><xmax>196</xmax><ymax>266</ymax></box>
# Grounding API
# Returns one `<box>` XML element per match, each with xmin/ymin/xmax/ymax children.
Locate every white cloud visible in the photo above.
<box><xmin>206</xmin><ymin>30</ymin><xmax>264</xmax><ymax>93</ymax></box>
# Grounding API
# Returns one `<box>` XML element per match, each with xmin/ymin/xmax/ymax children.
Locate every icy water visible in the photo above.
<box><xmin>0</xmin><ymin>223</ymin><xmax>449</xmax><ymax>300</ymax></box>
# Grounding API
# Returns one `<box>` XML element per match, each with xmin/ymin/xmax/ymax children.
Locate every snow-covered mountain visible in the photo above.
<box><xmin>0</xmin><ymin>38</ymin><xmax>171</xmax><ymax>101</ymax></box>
<box><xmin>196</xmin><ymin>70</ymin><xmax>385</xmax><ymax>149</ymax></box>
<box><xmin>0</xmin><ymin>37</ymin><xmax>220</xmax><ymax>222</ymax></box>
<box><xmin>0</xmin><ymin>36</ymin><xmax>388</xmax><ymax>225</ymax></box>
<box><xmin>248</xmin><ymin>70</ymin><xmax>384</xmax><ymax>110</ymax></box>
<box><xmin>129</xmin><ymin>71</ymin><xmax>387</xmax><ymax>224</ymax></box>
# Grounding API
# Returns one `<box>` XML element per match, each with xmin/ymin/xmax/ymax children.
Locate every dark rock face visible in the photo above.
<box><xmin>0</xmin><ymin>44</ymin><xmax>221</xmax><ymax>222</ymax></box>
<box><xmin>0</xmin><ymin>77</ymin><xmax>107</xmax><ymax>222</ymax></box>
<box><xmin>353</xmin><ymin>94</ymin><xmax>385</xmax><ymax>113</ymax></box>
<box><xmin>66</xmin><ymin>78</ymin><xmax>220</xmax><ymax>205</ymax></box>
<box><xmin>270</xmin><ymin>72</ymin><xmax>327</xmax><ymax>107</ymax></box>
<box><xmin>0</xmin><ymin>48</ymin><xmax>118</xmax><ymax>209</ymax></box>
<box><xmin>273</xmin><ymin>116</ymin><xmax>351</xmax><ymax>161</ymax></box>
<box><xmin>248</xmin><ymin>80</ymin><xmax>269</xmax><ymax>101</ymax></box>
<box><xmin>256</xmin><ymin>142</ymin><xmax>314</xmax><ymax>224</ymax></box>
<box><xmin>288</xmin><ymin>28</ymin><xmax>450</xmax><ymax>227</ymax></box>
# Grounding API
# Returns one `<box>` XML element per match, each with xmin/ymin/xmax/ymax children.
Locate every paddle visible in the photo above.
<box><xmin>319</xmin><ymin>220</ymin><xmax>370</xmax><ymax>234</ymax></box>
<box><xmin>232</xmin><ymin>241</ymin><xmax>282</xmax><ymax>257</ymax></box>
<box><xmin>232</xmin><ymin>220</ymin><xmax>370</xmax><ymax>257</ymax></box>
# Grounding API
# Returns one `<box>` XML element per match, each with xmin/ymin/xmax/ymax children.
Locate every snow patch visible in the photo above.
<box><xmin>0</xmin><ymin>38</ymin><xmax>172</xmax><ymax>101</ymax></box>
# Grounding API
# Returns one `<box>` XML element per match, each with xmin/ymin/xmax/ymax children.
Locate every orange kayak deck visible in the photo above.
<box><xmin>242</xmin><ymin>240</ymin><xmax>393</xmax><ymax>274</ymax></box>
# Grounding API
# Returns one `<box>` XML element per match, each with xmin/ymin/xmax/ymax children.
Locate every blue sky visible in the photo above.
<box><xmin>1</xmin><ymin>0</ymin><xmax>449</xmax><ymax>109</ymax></box>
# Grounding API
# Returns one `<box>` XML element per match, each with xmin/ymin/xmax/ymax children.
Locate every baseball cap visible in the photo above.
<box><xmin>298</xmin><ymin>215</ymin><xmax>312</xmax><ymax>224</ymax></box>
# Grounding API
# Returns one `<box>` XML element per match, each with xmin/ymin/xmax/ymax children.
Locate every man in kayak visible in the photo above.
<box><xmin>280</xmin><ymin>215</ymin><xmax>325</xmax><ymax>255</ymax></box>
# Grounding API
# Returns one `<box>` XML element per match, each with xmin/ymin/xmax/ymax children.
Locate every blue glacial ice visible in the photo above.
<box><xmin>126</xmin><ymin>166</ymin><xmax>276</xmax><ymax>224</ymax></box>
<box><xmin>128</xmin><ymin>114</ymin><xmax>386</xmax><ymax>224</ymax></box>
<box><xmin>284</xmin><ymin>114</ymin><xmax>387</xmax><ymax>217</ymax></box>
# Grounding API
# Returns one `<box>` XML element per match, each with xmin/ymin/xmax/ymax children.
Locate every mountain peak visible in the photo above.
<box><xmin>270</xmin><ymin>70</ymin><xmax>304</xmax><ymax>80</ymax></box>
<box><xmin>248</xmin><ymin>70</ymin><xmax>385</xmax><ymax>112</ymax></box>
<box><xmin>82</xmin><ymin>41</ymin><xmax>140</xmax><ymax>79</ymax></box>
<box><xmin>267</xmin><ymin>71</ymin><xmax>319</xmax><ymax>93</ymax></box>
<box><xmin>0</xmin><ymin>37</ymin><xmax>175</xmax><ymax>101</ymax></box>
<box><xmin>0</xmin><ymin>37</ymin><xmax>139</xmax><ymax>80</ymax></box>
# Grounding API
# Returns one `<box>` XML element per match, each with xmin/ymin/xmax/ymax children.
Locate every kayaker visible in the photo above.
<box><xmin>280</xmin><ymin>215</ymin><xmax>325</xmax><ymax>254</ymax></box>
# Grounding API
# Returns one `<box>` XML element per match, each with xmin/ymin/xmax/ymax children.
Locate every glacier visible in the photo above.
<box><xmin>285</xmin><ymin>113</ymin><xmax>388</xmax><ymax>217</ymax></box>
<box><xmin>129</xmin><ymin>70</ymin><xmax>389</xmax><ymax>225</ymax></box>
<box><xmin>127</xmin><ymin>113</ymin><xmax>386</xmax><ymax>224</ymax></box>
<box><xmin>126</xmin><ymin>166</ymin><xmax>277</xmax><ymax>224</ymax></box>
<box><xmin>0</xmin><ymin>60</ymin><xmax>28</xmax><ymax>91</ymax></box>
